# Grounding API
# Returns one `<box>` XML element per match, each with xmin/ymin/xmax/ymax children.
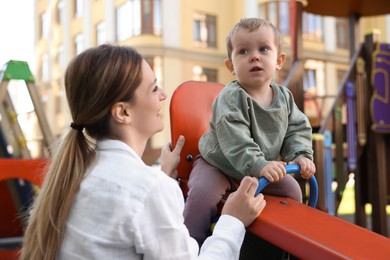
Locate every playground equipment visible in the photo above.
<box><xmin>0</xmin><ymin>60</ymin><xmax>54</xmax><ymax>154</ymax></box>
<box><xmin>371</xmin><ymin>43</ymin><xmax>390</xmax><ymax>133</ymax></box>
<box><xmin>170</xmin><ymin>80</ymin><xmax>390</xmax><ymax>259</ymax></box>
<box><xmin>313</xmin><ymin>33</ymin><xmax>390</xmax><ymax>236</ymax></box>
<box><xmin>282</xmin><ymin>0</ymin><xmax>390</xmax><ymax>237</ymax></box>
<box><xmin>0</xmin><ymin>60</ymin><xmax>54</xmax><ymax>258</ymax></box>
<box><xmin>256</xmin><ymin>164</ymin><xmax>318</xmax><ymax>208</ymax></box>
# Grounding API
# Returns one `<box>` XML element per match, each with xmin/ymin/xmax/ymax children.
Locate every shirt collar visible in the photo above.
<box><xmin>96</xmin><ymin>139</ymin><xmax>145</xmax><ymax>165</ymax></box>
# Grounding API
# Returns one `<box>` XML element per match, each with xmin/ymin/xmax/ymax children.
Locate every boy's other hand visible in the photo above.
<box><xmin>289</xmin><ymin>157</ymin><xmax>316</xmax><ymax>179</ymax></box>
<box><xmin>258</xmin><ymin>161</ymin><xmax>287</xmax><ymax>182</ymax></box>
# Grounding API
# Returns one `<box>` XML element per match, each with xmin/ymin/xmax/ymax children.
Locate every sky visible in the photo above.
<box><xmin>0</xmin><ymin>1</ymin><xmax>35</xmax><ymax>114</ymax></box>
<box><xmin>0</xmin><ymin>0</ymin><xmax>35</xmax><ymax>70</ymax></box>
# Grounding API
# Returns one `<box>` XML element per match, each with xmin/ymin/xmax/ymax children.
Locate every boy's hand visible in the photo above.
<box><xmin>289</xmin><ymin>157</ymin><xmax>316</xmax><ymax>179</ymax></box>
<box><xmin>160</xmin><ymin>135</ymin><xmax>185</xmax><ymax>179</ymax></box>
<box><xmin>258</xmin><ymin>161</ymin><xmax>287</xmax><ymax>182</ymax></box>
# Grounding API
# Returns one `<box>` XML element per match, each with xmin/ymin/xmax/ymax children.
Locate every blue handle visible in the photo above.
<box><xmin>255</xmin><ymin>164</ymin><xmax>318</xmax><ymax>208</ymax></box>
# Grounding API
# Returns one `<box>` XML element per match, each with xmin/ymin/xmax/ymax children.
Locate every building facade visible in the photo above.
<box><xmin>34</xmin><ymin>0</ymin><xmax>390</xmax><ymax>161</ymax></box>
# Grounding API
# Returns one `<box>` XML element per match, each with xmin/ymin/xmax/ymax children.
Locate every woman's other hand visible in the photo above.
<box><xmin>160</xmin><ymin>135</ymin><xmax>185</xmax><ymax>179</ymax></box>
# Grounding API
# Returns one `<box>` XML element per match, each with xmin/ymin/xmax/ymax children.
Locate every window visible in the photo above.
<box><xmin>96</xmin><ymin>21</ymin><xmax>106</xmax><ymax>46</ymax></box>
<box><xmin>55</xmin><ymin>91</ymin><xmax>62</xmax><ymax>114</ymax></box>
<box><xmin>142</xmin><ymin>0</ymin><xmax>153</xmax><ymax>33</ymax></box>
<box><xmin>42</xmin><ymin>54</ymin><xmax>49</xmax><ymax>81</ymax></box>
<box><xmin>116</xmin><ymin>0</ymin><xmax>162</xmax><ymax>41</ymax></box>
<box><xmin>193</xmin><ymin>13</ymin><xmax>216</xmax><ymax>48</ymax></box>
<box><xmin>258</xmin><ymin>1</ymin><xmax>289</xmax><ymax>35</ymax></box>
<box><xmin>144</xmin><ymin>56</ymin><xmax>163</xmax><ymax>89</ymax></box>
<box><xmin>56</xmin><ymin>1</ymin><xmax>63</xmax><ymax>24</ymax></box>
<box><xmin>116</xmin><ymin>1</ymin><xmax>133</xmax><ymax>41</ymax></box>
<box><xmin>337</xmin><ymin>69</ymin><xmax>347</xmax><ymax>88</ymax></box>
<box><xmin>336</xmin><ymin>18</ymin><xmax>349</xmax><ymax>49</ymax></box>
<box><xmin>152</xmin><ymin>0</ymin><xmax>162</xmax><ymax>35</ymax></box>
<box><xmin>74</xmin><ymin>0</ymin><xmax>83</xmax><ymax>18</ymax></box>
<box><xmin>192</xmin><ymin>66</ymin><xmax>218</xmax><ymax>82</ymax></box>
<box><xmin>142</xmin><ymin>0</ymin><xmax>162</xmax><ymax>34</ymax></box>
<box><xmin>303</xmin><ymin>61</ymin><xmax>324</xmax><ymax>127</ymax></box>
<box><xmin>304</xmin><ymin>60</ymin><xmax>326</xmax><ymax>97</ymax></box>
<box><xmin>74</xmin><ymin>34</ymin><xmax>84</xmax><ymax>55</ymax></box>
<box><xmin>302</xmin><ymin>12</ymin><xmax>323</xmax><ymax>42</ymax></box>
<box><xmin>57</xmin><ymin>44</ymin><xmax>66</xmax><ymax>70</ymax></box>
<box><xmin>304</xmin><ymin>69</ymin><xmax>317</xmax><ymax>94</ymax></box>
<box><xmin>40</xmin><ymin>12</ymin><xmax>49</xmax><ymax>39</ymax></box>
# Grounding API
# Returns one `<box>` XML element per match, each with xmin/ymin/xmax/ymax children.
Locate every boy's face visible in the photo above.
<box><xmin>225</xmin><ymin>26</ymin><xmax>285</xmax><ymax>89</ymax></box>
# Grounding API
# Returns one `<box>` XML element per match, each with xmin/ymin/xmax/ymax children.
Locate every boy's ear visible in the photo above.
<box><xmin>224</xmin><ymin>59</ymin><xmax>235</xmax><ymax>75</ymax></box>
<box><xmin>111</xmin><ymin>102</ymin><xmax>132</xmax><ymax>124</ymax></box>
<box><xmin>276</xmin><ymin>53</ymin><xmax>286</xmax><ymax>70</ymax></box>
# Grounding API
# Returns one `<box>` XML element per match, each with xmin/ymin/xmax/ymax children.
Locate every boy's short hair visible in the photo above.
<box><xmin>226</xmin><ymin>18</ymin><xmax>281</xmax><ymax>60</ymax></box>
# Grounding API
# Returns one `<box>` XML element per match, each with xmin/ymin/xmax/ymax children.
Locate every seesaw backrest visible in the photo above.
<box><xmin>169</xmin><ymin>81</ymin><xmax>223</xmax><ymax>196</ymax></box>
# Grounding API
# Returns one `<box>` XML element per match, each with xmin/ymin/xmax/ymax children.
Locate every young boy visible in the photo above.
<box><xmin>183</xmin><ymin>18</ymin><xmax>316</xmax><ymax>246</ymax></box>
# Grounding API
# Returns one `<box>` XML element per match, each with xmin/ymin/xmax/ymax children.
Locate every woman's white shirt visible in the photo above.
<box><xmin>58</xmin><ymin>139</ymin><xmax>245</xmax><ymax>260</ymax></box>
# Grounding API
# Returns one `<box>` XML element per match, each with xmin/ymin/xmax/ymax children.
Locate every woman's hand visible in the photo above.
<box><xmin>222</xmin><ymin>176</ymin><xmax>266</xmax><ymax>227</ymax></box>
<box><xmin>160</xmin><ymin>135</ymin><xmax>185</xmax><ymax>179</ymax></box>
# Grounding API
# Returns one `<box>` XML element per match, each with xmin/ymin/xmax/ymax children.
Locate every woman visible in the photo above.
<box><xmin>21</xmin><ymin>44</ymin><xmax>266</xmax><ymax>260</ymax></box>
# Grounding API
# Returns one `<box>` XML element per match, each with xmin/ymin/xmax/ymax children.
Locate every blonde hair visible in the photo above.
<box><xmin>226</xmin><ymin>17</ymin><xmax>282</xmax><ymax>60</ymax></box>
<box><xmin>21</xmin><ymin>45</ymin><xmax>143</xmax><ymax>260</ymax></box>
